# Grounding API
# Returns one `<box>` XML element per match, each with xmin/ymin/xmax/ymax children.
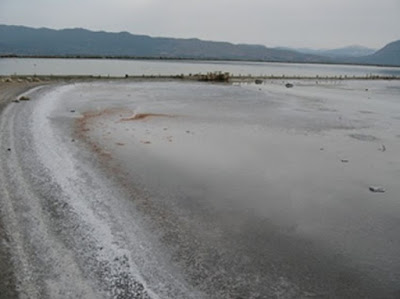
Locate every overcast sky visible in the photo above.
<box><xmin>1</xmin><ymin>0</ymin><xmax>399</xmax><ymax>49</ymax></box>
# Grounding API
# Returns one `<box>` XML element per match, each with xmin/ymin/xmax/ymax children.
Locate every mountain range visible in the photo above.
<box><xmin>283</xmin><ymin>46</ymin><xmax>376</xmax><ymax>58</ymax></box>
<box><xmin>0</xmin><ymin>25</ymin><xmax>399</xmax><ymax>66</ymax></box>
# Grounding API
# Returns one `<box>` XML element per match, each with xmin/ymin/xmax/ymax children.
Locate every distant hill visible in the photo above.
<box><xmin>0</xmin><ymin>25</ymin><xmax>325</xmax><ymax>63</ymax></box>
<box><xmin>0</xmin><ymin>25</ymin><xmax>399</xmax><ymax>66</ymax></box>
<box><xmin>358</xmin><ymin>40</ymin><xmax>400</xmax><ymax>66</ymax></box>
<box><xmin>289</xmin><ymin>45</ymin><xmax>376</xmax><ymax>58</ymax></box>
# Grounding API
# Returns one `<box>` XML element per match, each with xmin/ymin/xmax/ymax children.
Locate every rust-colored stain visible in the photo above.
<box><xmin>74</xmin><ymin>108</ymin><xmax>174</xmax><ymax>162</ymax></box>
<box><xmin>121</xmin><ymin>113</ymin><xmax>175</xmax><ymax>121</ymax></box>
<box><xmin>74</xmin><ymin>108</ymin><xmax>128</xmax><ymax>162</ymax></box>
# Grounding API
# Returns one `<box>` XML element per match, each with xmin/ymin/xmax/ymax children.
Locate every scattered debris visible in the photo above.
<box><xmin>285</xmin><ymin>83</ymin><xmax>294</xmax><ymax>88</ymax></box>
<box><xmin>198</xmin><ymin>72</ymin><xmax>230</xmax><ymax>82</ymax></box>
<box><xmin>378</xmin><ymin>144</ymin><xmax>386</xmax><ymax>152</ymax></box>
<box><xmin>349</xmin><ymin>133</ymin><xmax>379</xmax><ymax>142</ymax></box>
<box><xmin>255</xmin><ymin>79</ymin><xmax>263</xmax><ymax>85</ymax></box>
<box><xmin>359</xmin><ymin>110</ymin><xmax>374</xmax><ymax>114</ymax></box>
<box><xmin>121</xmin><ymin>113</ymin><xmax>174</xmax><ymax>121</ymax></box>
<box><xmin>369</xmin><ymin>186</ymin><xmax>385</xmax><ymax>193</ymax></box>
<box><xmin>19</xmin><ymin>96</ymin><xmax>30</xmax><ymax>101</ymax></box>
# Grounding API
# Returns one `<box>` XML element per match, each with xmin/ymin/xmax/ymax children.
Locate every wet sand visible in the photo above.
<box><xmin>0</xmin><ymin>81</ymin><xmax>46</xmax><ymax>299</ymax></box>
<box><xmin>75</xmin><ymin>80</ymin><xmax>400</xmax><ymax>298</ymax></box>
<box><xmin>1</xmin><ymin>79</ymin><xmax>400</xmax><ymax>298</ymax></box>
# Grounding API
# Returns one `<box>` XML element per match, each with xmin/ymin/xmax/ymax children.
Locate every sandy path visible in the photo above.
<box><xmin>0</xmin><ymin>81</ymin><xmax>44</xmax><ymax>299</ymax></box>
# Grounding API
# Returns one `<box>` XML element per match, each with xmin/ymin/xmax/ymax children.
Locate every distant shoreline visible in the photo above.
<box><xmin>1</xmin><ymin>55</ymin><xmax>400</xmax><ymax>69</ymax></box>
<box><xmin>1</xmin><ymin>74</ymin><xmax>400</xmax><ymax>83</ymax></box>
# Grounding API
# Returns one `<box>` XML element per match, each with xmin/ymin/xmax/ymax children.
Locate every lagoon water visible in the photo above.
<box><xmin>44</xmin><ymin>80</ymin><xmax>400</xmax><ymax>297</ymax></box>
<box><xmin>1</xmin><ymin>57</ymin><xmax>400</xmax><ymax>77</ymax></box>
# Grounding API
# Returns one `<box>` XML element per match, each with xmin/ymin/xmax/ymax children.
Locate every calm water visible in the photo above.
<box><xmin>1</xmin><ymin>58</ymin><xmax>400</xmax><ymax>77</ymax></box>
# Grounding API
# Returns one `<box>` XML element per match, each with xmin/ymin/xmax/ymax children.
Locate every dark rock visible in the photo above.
<box><xmin>19</xmin><ymin>96</ymin><xmax>30</xmax><ymax>101</ymax></box>
<box><xmin>255</xmin><ymin>79</ymin><xmax>263</xmax><ymax>85</ymax></box>
<box><xmin>285</xmin><ymin>83</ymin><xmax>294</xmax><ymax>88</ymax></box>
<box><xmin>369</xmin><ymin>186</ymin><xmax>385</xmax><ymax>193</ymax></box>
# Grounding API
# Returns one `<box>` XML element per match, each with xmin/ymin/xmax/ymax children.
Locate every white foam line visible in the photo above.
<box><xmin>31</xmin><ymin>85</ymin><xmax>160</xmax><ymax>298</ymax></box>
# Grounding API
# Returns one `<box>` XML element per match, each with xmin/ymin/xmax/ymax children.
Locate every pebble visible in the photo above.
<box><xmin>369</xmin><ymin>186</ymin><xmax>385</xmax><ymax>193</ymax></box>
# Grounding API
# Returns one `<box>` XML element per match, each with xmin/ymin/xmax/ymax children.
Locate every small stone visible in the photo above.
<box><xmin>19</xmin><ymin>96</ymin><xmax>30</xmax><ymax>101</ymax></box>
<box><xmin>7</xmin><ymin>148</ymin><xmax>11</xmax><ymax>151</ymax></box>
<box><xmin>341</xmin><ymin>159</ymin><xmax>349</xmax><ymax>163</ymax></box>
<box><xmin>369</xmin><ymin>186</ymin><xmax>385</xmax><ymax>193</ymax></box>
<box><xmin>70</xmin><ymin>110</ymin><xmax>76</xmax><ymax>113</ymax></box>
<box><xmin>285</xmin><ymin>83</ymin><xmax>294</xmax><ymax>88</ymax></box>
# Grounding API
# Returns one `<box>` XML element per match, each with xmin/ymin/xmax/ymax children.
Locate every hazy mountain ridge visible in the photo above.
<box><xmin>0</xmin><ymin>25</ymin><xmax>326</xmax><ymax>62</ymax></box>
<box><xmin>359</xmin><ymin>40</ymin><xmax>400</xmax><ymax>66</ymax></box>
<box><xmin>286</xmin><ymin>45</ymin><xmax>377</xmax><ymax>58</ymax></box>
<box><xmin>0</xmin><ymin>25</ymin><xmax>399</xmax><ymax>66</ymax></box>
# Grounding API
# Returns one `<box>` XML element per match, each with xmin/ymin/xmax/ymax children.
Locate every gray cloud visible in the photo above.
<box><xmin>1</xmin><ymin>0</ymin><xmax>399</xmax><ymax>49</ymax></box>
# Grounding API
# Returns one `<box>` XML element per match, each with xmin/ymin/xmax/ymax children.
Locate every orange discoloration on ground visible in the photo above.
<box><xmin>121</xmin><ymin>113</ymin><xmax>175</xmax><ymax>121</ymax></box>
<box><xmin>74</xmin><ymin>108</ymin><xmax>129</xmax><ymax>161</ymax></box>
